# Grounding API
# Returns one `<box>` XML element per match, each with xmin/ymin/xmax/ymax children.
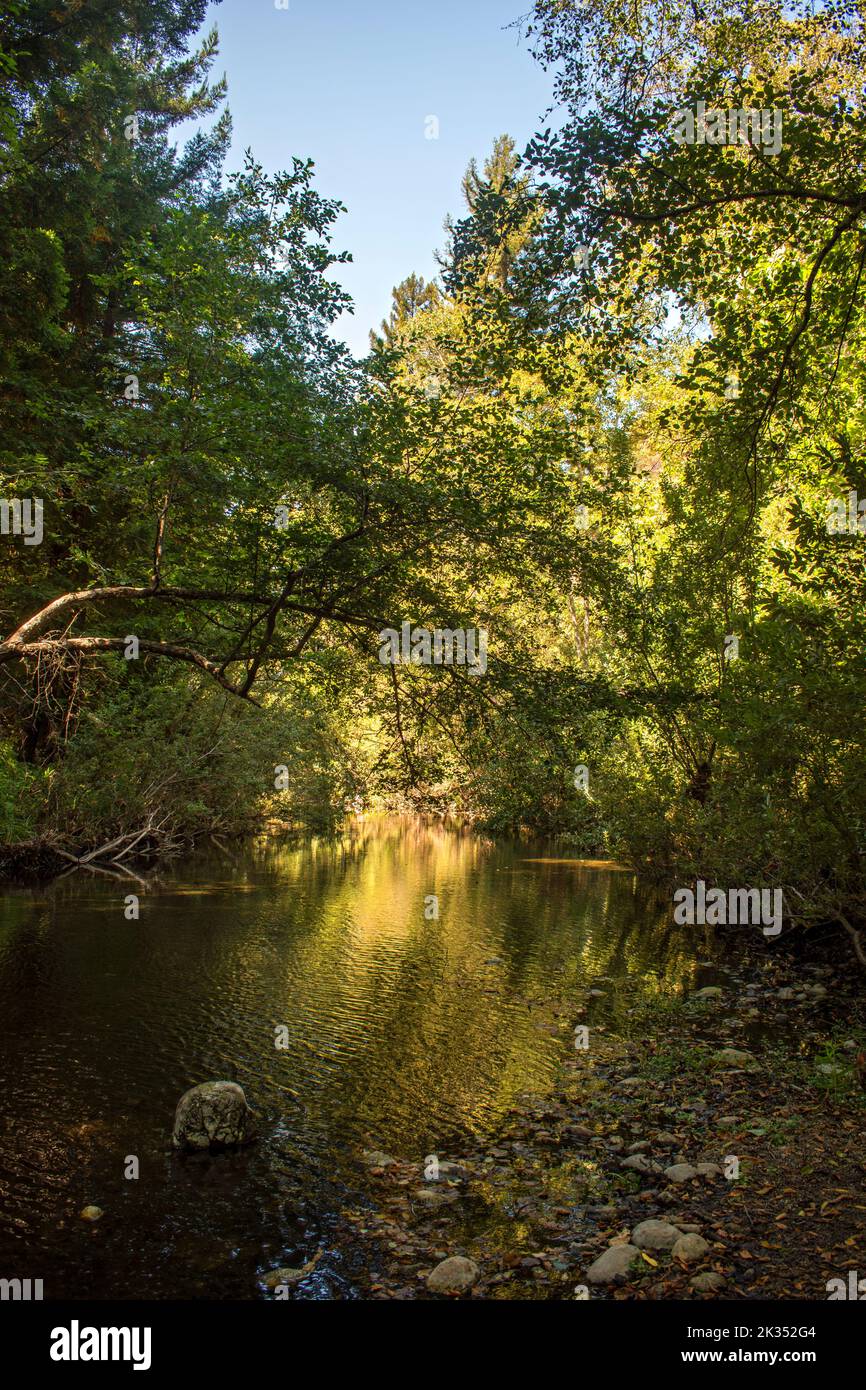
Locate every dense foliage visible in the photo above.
<box><xmin>1</xmin><ymin>1</ymin><xmax>863</xmax><ymax>947</ymax></box>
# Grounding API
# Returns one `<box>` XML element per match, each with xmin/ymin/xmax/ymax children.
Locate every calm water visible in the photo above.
<box><xmin>0</xmin><ymin>817</ymin><xmax>706</xmax><ymax>1299</ymax></box>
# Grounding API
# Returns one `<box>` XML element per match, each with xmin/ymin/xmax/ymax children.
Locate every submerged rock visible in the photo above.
<box><xmin>426</xmin><ymin>1256</ymin><xmax>479</xmax><ymax>1295</ymax></box>
<box><xmin>262</xmin><ymin>1252</ymin><xmax>322</xmax><ymax>1291</ymax></box>
<box><xmin>362</xmin><ymin>1149</ymin><xmax>397</xmax><ymax>1169</ymax></box>
<box><xmin>413</xmin><ymin>1187</ymin><xmax>458</xmax><ymax>1209</ymax></box>
<box><xmin>690</xmin><ymin>1271</ymin><xmax>726</xmax><ymax>1293</ymax></box>
<box><xmin>172</xmin><ymin>1080</ymin><xmax>256</xmax><ymax>1152</ymax></box>
<box><xmin>563</xmin><ymin>1123</ymin><xmax>594</xmax><ymax>1140</ymax></box>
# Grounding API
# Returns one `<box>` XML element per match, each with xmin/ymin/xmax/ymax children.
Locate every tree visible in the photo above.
<box><xmin>506</xmin><ymin>0</ymin><xmax>866</xmax><ymax>934</ymax></box>
<box><xmin>370</xmin><ymin>272</ymin><xmax>441</xmax><ymax>350</ymax></box>
<box><xmin>439</xmin><ymin>133</ymin><xmax>541</xmax><ymax>292</ymax></box>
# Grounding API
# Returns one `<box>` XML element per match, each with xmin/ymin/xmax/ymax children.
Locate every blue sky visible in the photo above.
<box><xmin>186</xmin><ymin>0</ymin><xmax>555</xmax><ymax>356</ymax></box>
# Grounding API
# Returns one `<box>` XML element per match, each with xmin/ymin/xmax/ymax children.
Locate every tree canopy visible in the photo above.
<box><xmin>1</xmin><ymin>0</ymin><xmax>864</xmax><ymax>951</ymax></box>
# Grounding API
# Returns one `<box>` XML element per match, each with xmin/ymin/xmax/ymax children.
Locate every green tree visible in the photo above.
<box><xmin>370</xmin><ymin>272</ymin><xmax>441</xmax><ymax>350</ymax></box>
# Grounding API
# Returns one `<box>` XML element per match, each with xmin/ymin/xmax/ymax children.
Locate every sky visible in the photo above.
<box><xmin>183</xmin><ymin>0</ymin><xmax>556</xmax><ymax>357</ymax></box>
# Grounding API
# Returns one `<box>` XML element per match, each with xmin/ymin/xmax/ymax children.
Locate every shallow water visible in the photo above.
<box><xmin>0</xmin><ymin>816</ymin><xmax>708</xmax><ymax>1299</ymax></box>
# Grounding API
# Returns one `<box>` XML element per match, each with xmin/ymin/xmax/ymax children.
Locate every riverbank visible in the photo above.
<box><xmin>338</xmin><ymin>935</ymin><xmax>866</xmax><ymax>1299</ymax></box>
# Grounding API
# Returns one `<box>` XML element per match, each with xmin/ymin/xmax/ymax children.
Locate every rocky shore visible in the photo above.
<box><xmin>333</xmin><ymin>942</ymin><xmax>866</xmax><ymax>1299</ymax></box>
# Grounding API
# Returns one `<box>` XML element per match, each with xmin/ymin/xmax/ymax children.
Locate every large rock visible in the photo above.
<box><xmin>426</xmin><ymin>1256</ymin><xmax>479</xmax><ymax>1295</ymax></box>
<box><xmin>673</xmin><ymin>1233</ymin><xmax>711</xmax><ymax>1263</ymax></box>
<box><xmin>172</xmin><ymin>1081</ymin><xmax>256</xmax><ymax>1152</ymax></box>
<box><xmin>632</xmin><ymin>1219</ymin><xmax>683</xmax><ymax>1251</ymax></box>
<box><xmin>664</xmin><ymin>1162</ymin><xmax>698</xmax><ymax>1184</ymax></box>
<box><xmin>586</xmin><ymin>1243</ymin><xmax>639</xmax><ymax>1285</ymax></box>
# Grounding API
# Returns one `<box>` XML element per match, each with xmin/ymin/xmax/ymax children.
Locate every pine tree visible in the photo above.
<box><xmin>370</xmin><ymin>273</ymin><xmax>441</xmax><ymax>350</ymax></box>
<box><xmin>438</xmin><ymin>134</ymin><xmax>539</xmax><ymax>291</ymax></box>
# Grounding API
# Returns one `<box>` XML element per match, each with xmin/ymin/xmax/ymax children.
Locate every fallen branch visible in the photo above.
<box><xmin>55</xmin><ymin>813</ymin><xmax>181</xmax><ymax>871</ymax></box>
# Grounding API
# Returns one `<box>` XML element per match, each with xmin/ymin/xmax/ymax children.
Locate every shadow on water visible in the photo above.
<box><xmin>0</xmin><ymin>815</ymin><xmax>714</xmax><ymax>1299</ymax></box>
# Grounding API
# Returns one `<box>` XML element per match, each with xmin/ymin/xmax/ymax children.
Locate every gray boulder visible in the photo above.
<box><xmin>632</xmin><ymin>1219</ymin><xmax>683</xmax><ymax>1251</ymax></box>
<box><xmin>587</xmin><ymin>1244</ymin><xmax>639</xmax><ymax>1285</ymax></box>
<box><xmin>673</xmin><ymin>1233</ymin><xmax>711</xmax><ymax>1263</ymax></box>
<box><xmin>621</xmin><ymin>1153</ymin><xmax>659</xmax><ymax>1174</ymax></box>
<box><xmin>172</xmin><ymin>1080</ymin><xmax>256</xmax><ymax>1152</ymax></box>
<box><xmin>664</xmin><ymin>1162</ymin><xmax>698</xmax><ymax>1183</ymax></box>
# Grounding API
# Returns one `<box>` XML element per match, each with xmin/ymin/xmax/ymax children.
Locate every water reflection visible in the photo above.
<box><xmin>0</xmin><ymin>816</ymin><xmax>703</xmax><ymax>1299</ymax></box>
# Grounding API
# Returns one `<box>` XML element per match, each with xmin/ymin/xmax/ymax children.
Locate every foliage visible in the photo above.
<box><xmin>0</xmin><ymin>0</ymin><xmax>864</xmax><ymax>954</ymax></box>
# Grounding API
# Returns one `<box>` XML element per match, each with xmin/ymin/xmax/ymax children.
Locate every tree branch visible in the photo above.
<box><xmin>0</xmin><ymin>636</ymin><xmax>261</xmax><ymax>705</ymax></box>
